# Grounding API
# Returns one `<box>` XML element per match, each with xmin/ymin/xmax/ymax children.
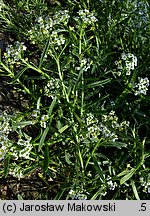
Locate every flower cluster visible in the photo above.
<box><xmin>44</xmin><ymin>78</ymin><xmax>60</xmax><ymax>98</ymax></box>
<box><xmin>9</xmin><ymin>162</ymin><xmax>24</xmax><ymax>179</ymax></box>
<box><xmin>4</xmin><ymin>41</ymin><xmax>27</xmax><ymax>64</ymax></box>
<box><xmin>0</xmin><ymin>112</ymin><xmax>32</xmax><ymax>162</ymax></box>
<box><xmin>76</xmin><ymin>9</ymin><xmax>98</xmax><ymax>25</ymax></box>
<box><xmin>40</xmin><ymin>114</ymin><xmax>49</xmax><ymax>128</ymax></box>
<box><xmin>28</xmin><ymin>10</ymin><xmax>70</xmax><ymax>48</ymax></box>
<box><xmin>76</xmin><ymin>58</ymin><xmax>91</xmax><ymax>72</ymax></box>
<box><xmin>86</xmin><ymin>113</ymin><xmax>100</xmax><ymax>138</ymax></box>
<box><xmin>107</xmin><ymin>176</ymin><xmax>118</xmax><ymax>190</ymax></box>
<box><xmin>53</xmin><ymin>10</ymin><xmax>70</xmax><ymax>26</ymax></box>
<box><xmin>139</xmin><ymin>175</ymin><xmax>150</xmax><ymax>193</ymax></box>
<box><xmin>133</xmin><ymin>77</ymin><xmax>149</xmax><ymax>96</ymax></box>
<box><xmin>68</xmin><ymin>188</ymin><xmax>88</xmax><ymax>200</ymax></box>
<box><xmin>0</xmin><ymin>0</ymin><xmax>5</xmax><ymax>11</ymax></box>
<box><xmin>10</xmin><ymin>137</ymin><xmax>32</xmax><ymax>160</ymax></box>
<box><xmin>115</xmin><ymin>53</ymin><xmax>137</xmax><ymax>76</ymax></box>
<box><xmin>0</xmin><ymin>112</ymin><xmax>12</xmax><ymax>161</ymax></box>
<box><xmin>85</xmin><ymin>111</ymin><xmax>129</xmax><ymax>141</ymax></box>
<box><xmin>100</xmin><ymin>111</ymin><xmax>129</xmax><ymax>141</ymax></box>
<box><xmin>50</xmin><ymin>31</ymin><xmax>65</xmax><ymax>47</ymax></box>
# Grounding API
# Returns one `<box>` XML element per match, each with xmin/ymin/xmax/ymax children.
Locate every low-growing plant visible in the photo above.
<box><xmin>0</xmin><ymin>0</ymin><xmax>149</xmax><ymax>199</ymax></box>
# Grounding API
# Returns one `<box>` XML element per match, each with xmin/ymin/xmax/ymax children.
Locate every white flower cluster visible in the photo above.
<box><xmin>50</xmin><ymin>31</ymin><xmax>65</xmax><ymax>47</ymax></box>
<box><xmin>115</xmin><ymin>53</ymin><xmax>137</xmax><ymax>76</ymax></box>
<box><xmin>139</xmin><ymin>175</ymin><xmax>150</xmax><ymax>193</ymax></box>
<box><xmin>99</xmin><ymin>124</ymin><xmax>118</xmax><ymax>142</ymax></box>
<box><xmin>85</xmin><ymin>111</ymin><xmax>129</xmax><ymax>141</ymax></box>
<box><xmin>68</xmin><ymin>189</ymin><xmax>88</xmax><ymax>200</ymax></box>
<box><xmin>4</xmin><ymin>41</ymin><xmax>27</xmax><ymax>64</ymax></box>
<box><xmin>133</xmin><ymin>77</ymin><xmax>149</xmax><ymax>96</ymax></box>
<box><xmin>76</xmin><ymin>9</ymin><xmax>98</xmax><ymax>25</ymax></box>
<box><xmin>28</xmin><ymin>10</ymin><xmax>70</xmax><ymax>47</ymax></box>
<box><xmin>53</xmin><ymin>10</ymin><xmax>70</xmax><ymax>26</ymax></box>
<box><xmin>10</xmin><ymin>137</ymin><xmax>32</xmax><ymax>160</ymax></box>
<box><xmin>9</xmin><ymin>162</ymin><xmax>24</xmax><ymax>179</ymax></box>
<box><xmin>0</xmin><ymin>112</ymin><xmax>12</xmax><ymax>161</ymax></box>
<box><xmin>40</xmin><ymin>114</ymin><xmax>49</xmax><ymax>128</ymax></box>
<box><xmin>44</xmin><ymin>78</ymin><xmax>60</xmax><ymax>98</ymax></box>
<box><xmin>86</xmin><ymin>113</ymin><xmax>100</xmax><ymax>138</ymax></box>
<box><xmin>76</xmin><ymin>58</ymin><xmax>91</xmax><ymax>72</ymax></box>
<box><xmin>0</xmin><ymin>112</ymin><xmax>32</xmax><ymax>162</ymax></box>
<box><xmin>0</xmin><ymin>0</ymin><xmax>5</xmax><ymax>11</ymax></box>
<box><xmin>100</xmin><ymin>111</ymin><xmax>129</xmax><ymax>141</ymax></box>
<box><xmin>107</xmin><ymin>176</ymin><xmax>118</xmax><ymax>190</ymax></box>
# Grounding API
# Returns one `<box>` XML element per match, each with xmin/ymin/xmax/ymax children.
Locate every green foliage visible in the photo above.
<box><xmin>0</xmin><ymin>0</ymin><xmax>149</xmax><ymax>199</ymax></box>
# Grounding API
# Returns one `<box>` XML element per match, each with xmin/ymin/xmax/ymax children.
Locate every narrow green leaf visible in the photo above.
<box><xmin>90</xmin><ymin>188</ymin><xmax>104</xmax><ymax>200</ymax></box>
<box><xmin>10</xmin><ymin>66</ymin><xmax>29</xmax><ymax>83</ymax></box>
<box><xmin>87</xmin><ymin>78</ymin><xmax>111</xmax><ymax>88</ymax></box>
<box><xmin>17</xmin><ymin>194</ymin><xmax>24</xmax><ymax>200</ymax></box>
<box><xmin>101</xmin><ymin>141</ymin><xmax>127</xmax><ymax>149</ymax></box>
<box><xmin>43</xmin><ymin>143</ymin><xmax>49</xmax><ymax>173</ymax></box>
<box><xmin>58</xmin><ymin>124</ymin><xmax>69</xmax><ymax>134</ymax></box>
<box><xmin>37</xmin><ymin>97</ymin><xmax>41</xmax><ymax>110</ymax></box>
<box><xmin>39</xmin><ymin>38</ymin><xmax>51</xmax><ymax>68</ymax></box>
<box><xmin>54</xmin><ymin>189</ymin><xmax>66</xmax><ymax>200</ymax></box>
<box><xmin>92</xmin><ymin>154</ymin><xmax>104</xmax><ymax>182</ymax></box>
<box><xmin>48</xmin><ymin>96</ymin><xmax>57</xmax><ymax>116</ymax></box>
<box><xmin>4</xmin><ymin>156</ymin><xmax>10</xmax><ymax>178</ymax></box>
<box><xmin>21</xmin><ymin>59</ymin><xmax>50</xmax><ymax>79</ymax></box>
<box><xmin>120</xmin><ymin>168</ymin><xmax>136</xmax><ymax>185</ymax></box>
<box><xmin>117</xmin><ymin>170</ymin><xmax>130</xmax><ymax>177</ymax></box>
<box><xmin>15</xmin><ymin>121</ymin><xmax>33</xmax><ymax>127</ymax></box>
<box><xmin>38</xmin><ymin>126</ymin><xmax>49</xmax><ymax>152</ymax></box>
<box><xmin>131</xmin><ymin>179</ymin><xmax>140</xmax><ymax>200</ymax></box>
<box><xmin>65</xmin><ymin>152</ymin><xmax>72</xmax><ymax>165</ymax></box>
<box><xmin>78</xmin><ymin>149</ymin><xmax>84</xmax><ymax>170</ymax></box>
<box><xmin>74</xmin><ymin>112</ymin><xmax>83</xmax><ymax>124</ymax></box>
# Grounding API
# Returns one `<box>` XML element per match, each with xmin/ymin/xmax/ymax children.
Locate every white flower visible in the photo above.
<box><xmin>77</xmin><ymin>9</ymin><xmax>97</xmax><ymax>25</ymax></box>
<box><xmin>41</xmin><ymin>114</ymin><xmax>49</xmax><ymax>122</ymax></box>
<box><xmin>116</xmin><ymin>53</ymin><xmax>138</xmax><ymax>76</ymax></box>
<box><xmin>0</xmin><ymin>0</ymin><xmax>5</xmax><ymax>11</ymax></box>
<box><xmin>134</xmin><ymin>77</ymin><xmax>149</xmax><ymax>96</ymax></box>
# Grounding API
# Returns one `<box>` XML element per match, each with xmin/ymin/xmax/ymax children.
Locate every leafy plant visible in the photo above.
<box><xmin>0</xmin><ymin>0</ymin><xmax>149</xmax><ymax>199</ymax></box>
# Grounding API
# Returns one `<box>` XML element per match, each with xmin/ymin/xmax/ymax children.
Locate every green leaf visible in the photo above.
<box><xmin>48</xmin><ymin>96</ymin><xmax>57</xmax><ymax>117</ymax></box>
<box><xmin>90</xmin><ymin>188</ymin><xmax>104</xmax><ymax>200</ymax></box>
<box><xmin>120</xmin><ymin>168</ymin><xmax>136</xmax><ymax>185</ymax></box>
<box><xmin>21</xmin><ymin>59</ymin><xmax>50</xmax><ymax>79</ymax></box>
<box><xmin>54</xmin><ymin>189</ymin><xmax>66</xmax><ymax>200</ymax></box>
<box><xmin>101</xmin><ymin>141</ymin><xmax>127</xmax><ymax>149</ymax></box>
<box><xmin>38</xmin><ymin>126</ymin><xmax>49</xmax><ymax>152</ymax></box>
<box><xmin>17</xmin><ymin>194</ymin><xmax>24</xmax><ymax>200</ymax></box>
<box><xmin>87</xmin><ymin>78</ymin><xmax>111</xmax><ymax>88</ymax></box>
<box><xmin>43</xmin><ymin>143</ymin><xmax>49</xmax><ymax>173</ymax></box>
<box><xmin>78</xmin><ymin>149</ymin><xmax>84</xmax><ymax>170</ymax></box>
<box><xmin>15</xmin><ymin>121</ymin><xmax>33</xmax><ymax>127</ymax></box>
<box><xmin>58</xmin><ymin>124</ymin><xmax>69</xmax><ymax>134</ymax></box>
<box><xmin>39</xmin><ymin>38</ymin><xmax>51</xmax><ymax>69</ymax></box>
<box><xmin>65</xmin><ymin>152</ymin><xmax>72</xmax><ymax>165</ymax></box>
<box><xmin>37</xmin><ymin>97</ymin><xmax>41</xmax><ymax>110</ymax></box>
<box><xmin>92</xmin><ymin>154</ymin><xmax>105</xmax><ymax>182</ymax></box>
<box><xmin>131</xmin><ymin>179</ymin><xmax>140</xmax><ymax>200</ymax></box>
<box><xmin>4</xmin><ymin>156</ymin><xmax>10</xmax><ymax>178</ymax></box>
<box><xmin>117</xmin><ymin>170</ymin><xmax>130</xmax><ymax>177</ymax></box>
<box><xmin>10</xmin><ymin>66</ymin><xmax>29</xmax><ymax>83</ymax></box>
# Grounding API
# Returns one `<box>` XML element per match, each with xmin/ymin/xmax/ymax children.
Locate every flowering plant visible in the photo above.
<box><xmin>0</xmin><ymin>0</ymin><xmax>149</xmax><ymax>200</ymax></box>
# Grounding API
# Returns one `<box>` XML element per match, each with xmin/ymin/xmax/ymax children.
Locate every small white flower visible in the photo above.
<box><xmin>41</xmin><ymin>115</ymin><xmax>49</xmax><ymax>122</ymax></box>
<box><xmin>134</xmin><ymin>77</ymin><xmax>149</xmax><ymax>96</ymax></box>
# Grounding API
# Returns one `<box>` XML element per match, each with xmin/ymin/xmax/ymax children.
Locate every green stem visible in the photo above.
<box><xmin>56</xmin><ymin>59</ymin><xmax>69</xmax><ymax>102</ymax></box>
<box><xmin>79</xmin><ymin>29</ymin><xmax>84</xmax><ymax>117</ymax></box>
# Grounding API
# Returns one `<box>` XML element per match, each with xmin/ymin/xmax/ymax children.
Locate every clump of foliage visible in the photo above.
<box><xmin>0</xmin><ymin>0</ymin><xmax>150</xmax><ymax>199</ymax></box>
